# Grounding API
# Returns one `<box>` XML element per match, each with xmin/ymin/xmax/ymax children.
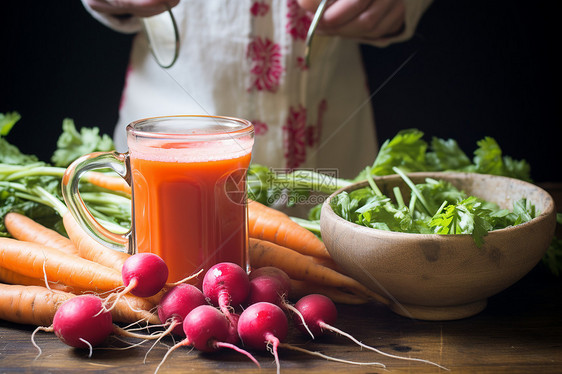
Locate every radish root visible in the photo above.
<box><xmin>31</xmin><ymin>325</ymin><xmax>53</xmax><ymax>360</ymax></box>
<box><xmin>214</xmin><ymin>341</ymin><xmax>261</xmax><ymax>368</ymax></box>
<box><xmin>165</xmin><ymin>269</ymin><xmax>204</xmax><ymax>287</ymax></box>
<box><xmin>154</xmin><ymin>340</ymin><xmax>192</xmax><ymax>374</ymax></box>
<box><xmin>278</xmin><ymin>342</ymin><xmax>386</xmax><ymax>367</ymax></box>
<box><xmin>322</xmin><ymin>322</ymin><xmax>449</xmax><ymax>370</ymax></box>
<box><xmin>265</xmin><ymin>333</ymin><xmax>282</xmax><ymax>374</ymax></box>
<box><xmin>283</xmin><ymin>302</ymin><xmax>314</xmax><ymax>339</ymax></box>
<box><xmin>79</xmin><ymin>338</ymin><xmax>94</xmax><ymax>358</ymax></box>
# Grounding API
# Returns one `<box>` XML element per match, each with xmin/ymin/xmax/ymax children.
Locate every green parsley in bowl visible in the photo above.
<box><xmin>320</xmin><ymin>171</ymin><xmax>556</xmax><ymax>320</ymax></box>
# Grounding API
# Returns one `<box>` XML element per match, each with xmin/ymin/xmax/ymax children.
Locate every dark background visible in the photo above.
<box><xmin>1</xmin><ymin>1</ymin><xmax>560</xmax><ymax>182</ymax></box>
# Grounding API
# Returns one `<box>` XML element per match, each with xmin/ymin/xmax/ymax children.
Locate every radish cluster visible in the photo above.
<box><xmin>156</xmin><ymin>262</ymin><xmax>391</xmax><ymax>373</ymax></box>
<box><xmin>37</xmin><ymin>257</ymin><xmax>446</xmax><ymax>372</ymax></box>
<box><xmin>197</xmin><ymin>263</ymin><xmax>445</xmax><ymax>372</ymax></box>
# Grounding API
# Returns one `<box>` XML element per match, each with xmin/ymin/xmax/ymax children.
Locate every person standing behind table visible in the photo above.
<box><xmin>82</xmin><ymin>0</ymin><xmax>432</xmax><ymax>179</ymax></box>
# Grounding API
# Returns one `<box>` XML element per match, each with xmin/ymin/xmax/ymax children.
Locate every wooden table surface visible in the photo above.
<box><xmin>0</xmin><ymin>264</ymin><xmax>560</xmax><ymax>374</ymax></box>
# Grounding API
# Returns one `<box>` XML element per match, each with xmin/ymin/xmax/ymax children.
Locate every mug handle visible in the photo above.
<box><xmin>61</xmin><ymin>151</ymin><xmax>133</xmax><ymax>254</ymax></box>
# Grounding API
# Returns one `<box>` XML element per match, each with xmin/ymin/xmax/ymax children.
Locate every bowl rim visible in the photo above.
<box><xmin>321</xmin><ymin>171</ymin><xmax>556</xmax><ymax>240</ymax></box>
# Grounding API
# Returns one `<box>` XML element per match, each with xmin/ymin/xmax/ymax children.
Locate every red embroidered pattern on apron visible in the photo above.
<box><xmin>283</xmin><ymin>104</ymin><xmax>308</xmax><ymax>170</ymax></box>
<box><xmin>283</xmin><ymin>99</ymin><xmax>328</xmax><ymax>169</ymax></box>
<box><xmin>250</xmin><ymin>1</ymin><xmax>270</xmax><ymax>16</ymax></box>
<box><xmin>286</xmin><ymin>0</ymin><xmax>312</xmax><ymax>40</ymax></box>
<box><xmin>247</xmin><ymin>36</ymin><xmax>283</xmax><ymax>92</ymax></box>
<box><xmin>252</xmin><ymin>120</ymin><xmax>269</xmax><ymax>135</ymax></box>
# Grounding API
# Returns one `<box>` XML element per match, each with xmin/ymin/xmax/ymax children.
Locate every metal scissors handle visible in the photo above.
<box><xmin>304</xmin><ymin>0</ymin><xmax>332</xmax><ymax>68</ymax></box>
<box><xmin>141</xmin><ymin>6</ymin><xmax>180</xmax><ymax>69</ymax></box>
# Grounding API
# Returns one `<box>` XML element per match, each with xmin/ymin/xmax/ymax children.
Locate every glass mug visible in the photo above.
<box><xmin>61</xmin><ymin>115</ymin><xmax>254</xmax><ymax>283</ymax></box>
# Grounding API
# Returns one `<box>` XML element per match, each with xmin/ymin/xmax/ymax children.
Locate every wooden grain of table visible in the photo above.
<box><xmin>0</xmin><ymin>265</ymin><xmax>560</xmax><ymax>374</ymax></box>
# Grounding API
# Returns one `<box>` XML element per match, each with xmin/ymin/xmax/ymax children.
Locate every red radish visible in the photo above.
<box><xmin>293</xmin><ymin>293</ymin><xmax>337</xmax><ymax>337</ymax></box>
<box><xmin>237</xmin><ymin>302</ymin><xmax>287</xmax><ymax>374</ymax></box>
<box><xmin>202</xmin><ymin>262</ymin><xmax>250</xmax><ymax>327</ymax></box>
<box><xmin>238</xmin><ymin>302</ymin><xmax>387</xmax><ymax>371</ymax></box>
<box><xmin>293</xmin><ymin>294</ymin><xmax>448</xmax><ymax>370</ymax></box>
<box><xmin>182</xmin><ymin>305</ymin><xmax>244</xmax><ymax>353</ymax></box>
<box><xmin>155</xmin><ymin>305</ymin><xmax>259</xmax><ymax>373</ymax></box>
<box><xmin>157</xmin><ymin>283</ymin><xmax>207</xmax><ymax>336</ymax></box>
<box><xmin>121</xmin><ymin>253</ymin><xmax>169</xmax><ymax>297</ymax></box>
<box><xmin>249</xmin><ymin>266</ymin><xmax>291</xmax><ymax>293</ymax></box>
<box><xmin>247</xmin><ymin>275</ymin><xmax>286</xmax><ymax>306</ymax></box>
<box><xmin>247</xmin><ymin>272</ymin><xmax>314</xmax><ymax>339</ymax></box>
<box><xmin>103</xmin><ymin>253</ymin><xmax>170</xmax><ymax>312</ymax></box>
<box><xmin>52</xmin><ymin>295</ymin><xmax>113</xmax><ymax>349</ymax></box>
<box><xmin>33</xmin><ymin>295</ymin><xmax>172</xmax><ymax>358</ymax></box>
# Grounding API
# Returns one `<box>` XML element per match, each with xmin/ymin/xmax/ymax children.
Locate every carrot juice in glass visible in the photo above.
<box><xmin>62</xmin><ymin>115</ymin><xmax>254</xmax><ymax>283</ymax></box>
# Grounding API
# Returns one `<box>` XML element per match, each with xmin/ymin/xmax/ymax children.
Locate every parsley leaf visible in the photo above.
<box><xmin>472</xmin><ymin>137</ymin><xmax>532</xmax><ymax>182</ymax></box>
<box><xmin>0</xmin><ymin>112</ymin><xmax>21</xmax><ymax>136</ymax></box>
<box><xmin>367</xmin><ymin>129</ymin><xmax>428</xmax><ymax>177</ymax></box>
<box><xmin>426</xmin><ymin>136</ymin><xmax>472</xmax><ymax>171</ymax></box>
<box><xmin>472</xmin><ymin>137</ymin><xmax>505</xmax><ymax>176</ymax></box>
<box><xmin>51</xmin><ymin>118</ymin><xmax>115</xmax><ymax>167</ymax></box>
<box><xmin>429</xmin><ymin>196</ymin><xmax>493</xmax><ymax>247</ymax></box>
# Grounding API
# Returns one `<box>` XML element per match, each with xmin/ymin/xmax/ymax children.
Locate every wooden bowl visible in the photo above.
<box><xmin>320</xmin><ymin>172</ymin><xmax>557</xmax><ymax>320</ymax></box>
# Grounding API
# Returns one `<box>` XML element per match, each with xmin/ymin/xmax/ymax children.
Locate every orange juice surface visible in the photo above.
<box><xmin>130</xmin><ymin>143</ymin><xmax>252</xmax><ymax>283</ymax></box>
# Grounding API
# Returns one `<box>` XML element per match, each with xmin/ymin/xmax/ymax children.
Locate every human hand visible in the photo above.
<box><xmin>84</xmin><ymin>0</ymin><xmax>180</xmax><ymax>18</ymax></box>
<box><xmin>298</xmin><ymin>0</ymin><xmax>406</xmax><ymax>41</ymax></box>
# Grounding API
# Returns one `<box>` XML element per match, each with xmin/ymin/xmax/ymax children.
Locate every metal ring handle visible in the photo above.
<box><xmin>141</xmin><ymin>6</ymin><xmax>180</xmax><ymax>69</ymax></box>
<box><xmin>304</xmin><ymin>0</ymin><xmax>332</xmax><ymax>68</ymax></box>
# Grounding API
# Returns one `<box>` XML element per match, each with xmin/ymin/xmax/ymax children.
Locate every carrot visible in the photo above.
<box><xmin>108</xmin><ymin>294</ymin><xmax>160</xmax><ymax>325</ymax></box>
<box><xmin>309</xmin><ymin>255</ymin><xmax>345</xmax><ymax>272</ymax></box>
<box><xmin>63</xmin><ymin>211</ymin><xmax>130</xmax><ymax>273</ymax></box>
<box><xmin>0</xmin><ymin>267</ymin><xmax>78</xmax><ymax>293</ymax></box>
<box><xmin>0</xmin><ymin>237</ymin><xmax>124</xmax><ymax>293</ymax></box>
<box><xmin>84</xmin><ymin>171</ymin><xmax>132</xmax><ymax>195</ymax></box>
<box><xmin>249</xmin><ymin>238</ymin><xmax>389</xmax><ymax>305</ymax></box>
<box><xmin>4</xmin><ymin>212</ymin><xmax>79</xmax><ymax>256</ymax></box>
<box><xmin>248</xmin><ymin>199</ymin><xmax>331</xmax><ymax>259</ymax></box>
<box><xmin>289</xmin><ymin>279</ymin><xmax>369</xmax><ymax>305</ymax></box>
<box><xmin>0</xmin><ymin>283</ymin><xmax>158</xmax><ymax>327</ymax></box>
<box><xmin>0</xmin><ymin>283</ymin><xmax>72</xmax><ymax>326</ymax></box>
<box><xmin>0</xmin><ymin>267</ymin><xmax>159</xmax><ymax>325</ymax></box>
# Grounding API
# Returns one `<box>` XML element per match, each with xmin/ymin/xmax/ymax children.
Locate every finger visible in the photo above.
<box><xmin>320</xmin><ymin>0</ymin><xmax>373</xmax><ymax>29</ymax></box>
<box><xmin>366</xmin><ymin>1</ymin><xmax>405</xmax><ymax>39</ymax></box>
<box><xmin>321</xmin><ymin>0</ymin><xmax>405</xmax><ymax>40</ymax></box>
<box><xmin>297</xmin><ymin>0</ymin><xmax>323</xmax><ymax>13</ymax></box>
<box><xmin>88</xmin><ymin>0</ymin><xmax>176</xmax><ymax>18</ymax></box>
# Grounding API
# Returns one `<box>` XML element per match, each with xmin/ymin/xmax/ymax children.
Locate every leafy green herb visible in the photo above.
<box><xmin>429</xmin><ymin>196</ymin><xmax>493</xmax><ymax>247</ymax></box>
<box><xmin>366</xmin><ymin>129</ymin><xmax>428</xmax><ymax>177</ymax></box>
<box><xmin>426</xmin><ymin>136</ymin><xmax>472</xmax><ymax>171</ymax></box>
<box><xmin>330</xmin><ymin>168</ymin><xmax>537</xmax><ymax>247</ymax></box>
<box><xmin>0</xmin><ymin>113</ymin><xmax>40</xmax><ymax>166</ymax></box>
<box><xmin>469</xmin><ymin>137</ymin><xmax>532</xmax><ymax>182</ymax></box>
<box><xmin>51</xmin><ymin>118</ymin><xmax>115</xmax><ymax>167</ymax></box>
<box><xmin>0</xmin><ymin>112</ymin><xmax>21</xmax><ymax>136</ymax></box>
<box><xmin>0</xmin><ymin>115</ymin><xmax>130</xmax><ymax>236</ymax></box>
